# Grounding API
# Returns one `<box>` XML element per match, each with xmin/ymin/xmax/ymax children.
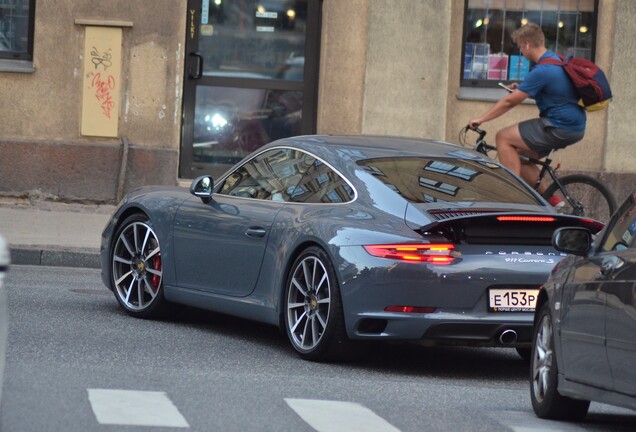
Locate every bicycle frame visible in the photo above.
<box><xmin>521</xmin><ymin>154</ymin><xmax>585</xmax><ymax>215</ymax></box>
<box><xmin>467</xmin><ymin>127</ymin><xmax>585</xmax><ymax>215</ymax></box>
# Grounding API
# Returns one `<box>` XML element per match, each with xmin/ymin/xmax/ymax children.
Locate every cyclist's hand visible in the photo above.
<box><xmin>509</xmin><ymin>82</ymin><xmax>519</xmax><ymax>90</ymax></box>
<box><xmin>468</xmin><ymin>120</ymin><xmax>481</xmax><ymax>130</ymax></box>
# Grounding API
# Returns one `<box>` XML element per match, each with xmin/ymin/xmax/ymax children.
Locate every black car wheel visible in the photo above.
<box><xmin>284</xmin><ymin>247</ymin><xmax>348</xmax><ymax>361</ymax></box>
<box><xmin>530</xmin><ymin>302</ymin><xmax>590</xmax><ymax>420</ymax></box>
<box><xmin>111</xmin><ymin>214</ymin><xmax>169</xmax><ymax>319</ymax></box>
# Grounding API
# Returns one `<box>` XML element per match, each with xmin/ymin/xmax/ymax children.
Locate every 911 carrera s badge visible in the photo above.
<box><xmin>483</xmin><ymin>250</ymin><xmax>565</xmax><ymax>265</ymax></box>
<box><xmin>504</xmin><ymin>257</ymin><xmax>556</xmax><ymax>264</ymax></box>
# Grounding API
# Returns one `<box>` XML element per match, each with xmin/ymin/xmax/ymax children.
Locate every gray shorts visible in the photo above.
<box><xmin>518</xmin><ymin>118</ymin><xmax>584</xmax><ymax>158</ymax></box>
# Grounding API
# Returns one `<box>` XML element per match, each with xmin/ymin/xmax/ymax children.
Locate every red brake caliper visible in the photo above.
<box><xmin>151</xmin><ymin>254</ymin><xmax>161</xmax><ymax>292</ymax></box>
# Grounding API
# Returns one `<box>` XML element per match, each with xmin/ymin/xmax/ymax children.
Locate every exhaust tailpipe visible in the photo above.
<box><xmin>499</xmin><ymin>329</ymin><xmax>517</xmax><ymax>345</ymax></box>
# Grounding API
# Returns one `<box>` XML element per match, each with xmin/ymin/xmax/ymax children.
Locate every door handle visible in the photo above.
<box><xmin>188</xmin><ymin>52</ymin><xmax>203</xmax><ymax>79</ymax></box>
<box><xmin>245</xmin><ymin>227</ymin><xmax>267</xmax><ymax>238</ymax></box>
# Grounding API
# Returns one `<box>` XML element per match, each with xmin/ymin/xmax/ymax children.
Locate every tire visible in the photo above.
<box><xmin>530</xmin><ymin>302</ymin><xmax>590</xmax><ymax>420</ymax></box>
<box><xmin>284</xmin><ymin>246</ymin><xmax>349</xmax><ymax>361</ymax></box>
<box><xmin>110</xmin><ymin>214</ymin><xmax>170</xmax><ymax>319</ymax></box>
<box><xmin>543</xmin><ymin>174</ymin><xmax>617</xmax><ymax>222</ymax></box>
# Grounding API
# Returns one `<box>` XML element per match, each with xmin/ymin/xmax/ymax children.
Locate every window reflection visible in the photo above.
<box><xmin>601</xmin><ymin>198</ymin><xmax>636</xmax><ymax>252</ymax></box>
<box><xmin>418</xmin><ymin>177</ymin><xmax>459</xmax><ymax>197</ymax></box>
<box><xmin>463</xmin><ymin>0</ymin><xmax>596</xmax><ymax>85</ymax></box>
<box><xmin>424</xmin><ymin>160</ymin><xmax>479</xmax><ymax>181</ymax></box>
<box><xmin>193</xmin><ymin>86</ymin><xmax>303</xmax><ymax>166</ymax></box>
<box><xmin>291</xmin><ymin>161</ymin><xmax>355</xmax><ymax>203</ymax></box>
<box><xmin>218</xmin><ymin>147</ymin><xmax>354</xmax><ymax>204</ymax></box>
<box><xmin>199</xmin><ymin>0</ymin><xmax>308</xmax><ymax>80</ymax></box>
<box><xmin>0</xmin><ymin>0</ymin><xmax>32</xmax><ymax>56</ymax></box>
<box><xmin>358</xmin><ymin>157</ymin><xmax>538</xmax><ymax>205</ymax></box>
<box><xmin>220</xmin><ymin>148</ymin><xmax>313</xmax><ymax>201</ymax></box>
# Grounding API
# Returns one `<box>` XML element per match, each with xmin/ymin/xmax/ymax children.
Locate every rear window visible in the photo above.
<box><xmin>357</xmin><ymin>157</ymin><xmax>540</xmax><ymax>205</ymax></box>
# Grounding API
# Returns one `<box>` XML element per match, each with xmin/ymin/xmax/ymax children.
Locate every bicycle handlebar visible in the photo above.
<box><xmin>463</xmin><ymin>125</ymin><xmax>495</xmax><ymax>154</ymax></box>
<box><xmin>465</xmin><ymin>124</ymin><xmax>487</xmax><ymax>142</ymax></box>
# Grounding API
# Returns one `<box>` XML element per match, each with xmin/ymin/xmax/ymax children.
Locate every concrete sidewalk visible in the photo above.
<box><xmin>0</xmin><ymin>198</ymin><xmax>116</xmax><ymax>269</ymax></box>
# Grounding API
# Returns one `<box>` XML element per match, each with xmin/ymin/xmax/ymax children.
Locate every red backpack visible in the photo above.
<box><xmin>539</xmin><ymin>55</ymin><xmax>612</xmax><ymax>111</ymax></box>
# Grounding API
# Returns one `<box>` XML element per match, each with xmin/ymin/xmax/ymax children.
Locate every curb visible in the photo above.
<box><xmin>10</xmin><ymin>246</ymin><xmax>100</xmax><ymax>269</ymax></box>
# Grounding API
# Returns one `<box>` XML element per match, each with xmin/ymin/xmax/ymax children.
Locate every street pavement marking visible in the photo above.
<box><xmin>493</xmin><ymin>410</ymin><xmax>585</xmax><ymax>432</ymax></box>
<box><xmin>88</xmin><ymin>389</ymin><xmax>189</xmax><ymax>428</ymax></box>
<box><xmin>285</xmin><ymin>398</ymin><xmax>401</xmax><ymax>432</ymax></box>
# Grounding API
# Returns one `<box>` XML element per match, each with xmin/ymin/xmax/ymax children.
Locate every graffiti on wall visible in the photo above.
<box><xmin>81</xmin><ymin>26</ymin><xmax>122</xmax><ymax>137</ymax></box>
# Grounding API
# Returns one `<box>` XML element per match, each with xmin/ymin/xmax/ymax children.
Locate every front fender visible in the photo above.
<box><xmin>100</xmin><ymin>188</ymin><xmax>190</xmax><ymax>289</ymax></box>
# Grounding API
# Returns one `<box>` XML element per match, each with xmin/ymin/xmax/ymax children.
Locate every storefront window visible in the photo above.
<box><xmin>198</xmin><ymin>0</ymin><xmax>307</xmax><ymax>80</ymax></box>
<box><xmin>461</xmin><ymin>0</ymin><xmax>598</xmax><ymax>88</ymax></box>
<box><xmin>193</xmin><ymin>85</ymin><xmax>303</xmax><ymax>166</ymax></box>
<box><xmin>181</xmin><ymin>0</ymin><xmax>320</xmax><ymax>179</ymax></box>
<box><xmin>0</xmin><ymin>0</ymin><xmax>35</xmax><ymax>60</ymax></box>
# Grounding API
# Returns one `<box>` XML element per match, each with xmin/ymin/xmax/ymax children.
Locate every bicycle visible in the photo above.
<box><xmin>459</xmin><ymin>126</ymin><xmax>617</xmax><ymax>222</ymax></box>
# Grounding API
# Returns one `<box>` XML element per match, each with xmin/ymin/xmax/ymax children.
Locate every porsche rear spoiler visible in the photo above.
<box><xmin>417</xmin><ymin>211</ymin><xmax>604</xmax><ymax>245</ymax></box>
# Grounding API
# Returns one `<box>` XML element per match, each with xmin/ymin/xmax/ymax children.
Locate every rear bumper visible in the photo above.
<box><xmin>336</xmin><ymin>245</ymin><xmax>549</xmax><ymax>347</ymax></box>
<box><xmin>422</xmin><ymin>321</ymin><xmax>532</xmax><ymax>346</ymax></box>
<box><xmin>349</xmin><ymin>310</ymin><xmax>533</xmax><ymax>347</ymax></box>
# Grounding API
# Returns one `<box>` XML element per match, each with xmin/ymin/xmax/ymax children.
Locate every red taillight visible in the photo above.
<box><xmin>496</xmin><ymin>216</ymin><xmax>556</xmax><ymax>222</ymax></box>
<box><xmin>385</xmin><ymin>306</ymin><xmax>437</xmax><ymax>313</ymax></box>
<box><xmin>496</xmin><ymin>215</ymin><xmax>604</xmax><ymax>233</ymax></box>
<box><xmin>363</xmin><ymin>244</ymin><xmax>456</xmax><ymax>264</ymax></box>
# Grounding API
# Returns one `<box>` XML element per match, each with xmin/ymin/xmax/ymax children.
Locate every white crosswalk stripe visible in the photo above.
<box><xmin>86</xmin><ymin>390</ymin><xmax>598</xmax><ymax>431</ymax></box>
<box><xmin>493</xmin><ymin>410</ymin><xmax>586</xmax><ymax>432</ymax></box>
<box><xmin>87</xmin><ymin>389</ymin><xmax>190</xmax><ymax>428</ymax></box>
<box><xmin>285</xmin><ymin>398</ymin><xmax>401</xmax><ymax>432</ymax></box>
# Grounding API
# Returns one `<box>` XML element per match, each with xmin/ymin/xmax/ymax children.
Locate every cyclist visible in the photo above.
<box><xmin>468</xmin><ymin>22</ymin><xmax>586</xmax><ymax>208</ymax></box>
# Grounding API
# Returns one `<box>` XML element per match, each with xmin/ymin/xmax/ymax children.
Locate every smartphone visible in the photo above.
<box><xmin>498</xmin><ymin>82</ymin><xmax>514</xmax><ymax>93</ymax></box>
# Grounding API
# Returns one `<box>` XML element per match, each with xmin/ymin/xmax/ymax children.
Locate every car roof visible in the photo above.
<box><xmin>264</xmin><ymin>134</ymin><xmax>485</xmax><ymax>160</ymax></box>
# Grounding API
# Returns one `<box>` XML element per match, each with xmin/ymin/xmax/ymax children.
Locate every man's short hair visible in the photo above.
<box><xmin>511</xmin><ymin>22</ymin><xmax>545</xmax><ymax>48</ymax></box>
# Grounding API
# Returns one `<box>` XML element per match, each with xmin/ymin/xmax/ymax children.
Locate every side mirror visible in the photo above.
<box><xmin>190</xmin><ymin>175</ymin><xmax>214</xmax><ymax>204</ymax></box>
<box><xmin>552</xmin><ymin>227</ymin><xmax>592</xmax><ymax>256</ymax></box>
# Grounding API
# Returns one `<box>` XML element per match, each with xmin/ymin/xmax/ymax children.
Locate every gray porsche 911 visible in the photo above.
<box><xmin>100</xmin><ymin>135</ymin><xmax>603</xmax><ymax>361</ymax></box>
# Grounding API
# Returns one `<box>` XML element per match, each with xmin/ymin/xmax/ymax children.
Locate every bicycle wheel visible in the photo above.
<box><xmin>543</xmin><ymin>174</ymin><xmax>617</xmax><ymax>222</ymax></box>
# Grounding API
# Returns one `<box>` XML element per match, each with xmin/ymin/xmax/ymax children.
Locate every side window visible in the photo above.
<box><xmin>291</xmin><ymin>160</ymin><xmax>355</xmax><ymax>204</ymax></box>
<box><xmin>461</xmin><ymin>0</ymin><xmax>597</xmax><ymax>89</ymax></box>
<box><xmin>600</xmin><ymin>194</ymin><xmax>636</xmax><ymax>252</ymax></box>
<box><xmin>0</xmin><ymin>0</ymin><xmax>36</xmax><ymax>61</ymax></box>
<box><xmin>218</xmin><ymin>148</ymin><xmax>313</xmax><ymax>201</ymax></box>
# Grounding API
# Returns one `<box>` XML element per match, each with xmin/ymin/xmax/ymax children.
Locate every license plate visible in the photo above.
<box><xmin>488</xmin><ymin>289</ymin><xmax>538</xmax><ymax>312</ymax></box>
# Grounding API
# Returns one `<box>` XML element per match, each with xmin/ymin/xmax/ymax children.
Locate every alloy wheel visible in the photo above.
<box><xmin>112</xmin><ymin>221</ymin><xmax>162</xmax><ymax>311</ymax></box>
<box><xmin>286</xmin><ymin>255</ymin><xmax>331</xmax><ymax>352</ymax></box>
<box><xmin>532</xmin><ymin>313</ymin><xmax>553</xmax><ymax>403</ymax></box>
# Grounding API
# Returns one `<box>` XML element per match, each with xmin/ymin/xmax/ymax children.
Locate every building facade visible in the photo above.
<box><xmin>1</xmin><ymin>0</ymin><xmax>634</xmax><ymax>204</ymax></box>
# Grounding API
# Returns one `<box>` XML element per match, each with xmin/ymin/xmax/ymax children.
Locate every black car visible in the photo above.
<box><xmin>531</xmin><ymin>189</ymin><xmax>636</xmax><ymax>419</ymax></box>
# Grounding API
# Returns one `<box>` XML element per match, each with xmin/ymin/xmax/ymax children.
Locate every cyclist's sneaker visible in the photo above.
<box><xmin>548</xmin><ymin>195</ymin><xmax>565</xmax><ymax>210</ymax></box>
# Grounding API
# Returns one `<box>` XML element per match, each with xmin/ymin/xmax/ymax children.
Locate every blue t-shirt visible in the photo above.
<box><xmin>517</xmin><ymin>51</ymin><xmax>586</xmax><ymax>132</ymax></box>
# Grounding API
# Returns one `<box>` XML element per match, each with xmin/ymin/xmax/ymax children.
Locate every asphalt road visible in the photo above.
<box><xmin>1</xmin><ymin>265</ymin><xmax>634</xmax><ymax>432</ymax></box>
